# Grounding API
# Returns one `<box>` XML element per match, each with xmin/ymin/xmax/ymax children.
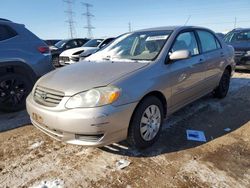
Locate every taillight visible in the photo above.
<box><xmin>38</xmin><ymin>46</ymin><xmax>50</xmax><ymax>54</ymax></box>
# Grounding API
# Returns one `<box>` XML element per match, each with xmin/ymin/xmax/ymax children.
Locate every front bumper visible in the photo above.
<box><xmin>26</xmin><ymin>94</ymin><xmax>137</xmax><ymax>146</ymax></box>
<box><xmin>59</xmin><ymin>56</ymin><xmax>79</xmax><ymax>66</ymax></box>
<box><xmin>235</xmin><ymin>53</ymin><xmax>250</xmax><ymax>70</ymax></box>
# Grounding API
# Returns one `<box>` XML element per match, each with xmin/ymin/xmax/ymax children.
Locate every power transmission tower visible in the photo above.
<box><xmin>63</xmin><ymin>0</ymin><xmax>76</xmax><ymax>38</ymax></box>
<box><xmin>128</xmin><ymin>22</ymin><xmax>132</xmax><ymax>32</ymax></box>
<box><xmin>234</xmin><ymin>17</ymin><xmax>237</xmax><ymax>29</ymax></box>
<box><xmin>82</xmin><ymin>2</ymin><xmax>95</xmax><ymax>38</ymax></box>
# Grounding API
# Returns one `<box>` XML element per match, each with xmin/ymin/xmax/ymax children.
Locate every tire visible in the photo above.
<box><xmin>0</xmin><ymin>73</ymin><xmax>33</xmax><ymax>112</ymax></box>
<box><xmin>127</xmin><ymin>96</ymin><xmax>164</xmax><ymax>149</ymax></box>
<box><xmin>214</xmin><ymin>69</ymin><xmax>231</xmax><ymax>99</ymax></box>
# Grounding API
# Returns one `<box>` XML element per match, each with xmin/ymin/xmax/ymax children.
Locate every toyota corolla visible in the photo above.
<box><xmin>26</xmin><ymin>26</ymin><xmax>235</xmax><ymax>149</ymax></box>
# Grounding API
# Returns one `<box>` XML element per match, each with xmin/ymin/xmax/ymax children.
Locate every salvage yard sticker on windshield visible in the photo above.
<box><xmin>146</xmin><ymin>35</ymin><xmax>169</xmax><ymax>41</ymax></box>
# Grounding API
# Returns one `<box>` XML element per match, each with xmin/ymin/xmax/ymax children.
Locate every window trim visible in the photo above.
<box><xmin>195</xmin><ymin>29</ymin><xmax>222</xmax><ymax>54</ymax></box>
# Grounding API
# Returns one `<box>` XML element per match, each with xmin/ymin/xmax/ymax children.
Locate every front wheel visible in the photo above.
<box><xmin>214</xmin><ymin>69</ymin><xmax>231</xmax><ymax>99</ymax></box>
<box><xmin>0</xmin><ymin>73</ymin><xmax>32</xmax><ymax>112</ymax></box>
<box><xmin>127</xmin><ymin>96</ymin><xmax>164</xmax><ymax>149</ymax></box>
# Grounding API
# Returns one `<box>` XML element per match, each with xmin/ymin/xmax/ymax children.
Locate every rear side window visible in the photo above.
<box><xmin>197</xmin><ymin>30</ymin><xmax>218</xmax><ymax>52</ymax></box>
<box><xmin>0</xmin><ymin>25</ymin><xmax>17</xmax><ymax>41</ymax></box>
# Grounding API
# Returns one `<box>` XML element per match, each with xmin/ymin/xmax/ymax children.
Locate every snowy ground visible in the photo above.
<box><xmin>0</xmin><ymin>71</ymin><xmax>250</xmax><ymax>187</ymax></box>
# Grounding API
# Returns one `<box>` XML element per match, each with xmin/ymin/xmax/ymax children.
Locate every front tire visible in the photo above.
<box><xmin>127</xmin><ymin>96</ymin><xmax>164</xmax><ymax>149</ymax></box>
<box><xmin>214</xmin><ymin>69</ymin><xmax>231</xmax><ymax>99</ymax></box>
<box><xmin>0</xmin><ymin>73</ymin><xmax>32</xmax><ymax>112</ymax></box>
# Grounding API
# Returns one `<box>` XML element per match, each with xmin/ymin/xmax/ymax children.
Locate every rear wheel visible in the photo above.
<box><xmin>127</xmin><ymin>96</ymin><xmax>164</xmax><ymax>149</ymax></box>
<box><xmin>214</xmin><ymin>69</ymin><xmax>231</xmax><ymax>98</ymax></box>
<box><xmin>0</xmin><ymin>73</ymin><xmax>32</xmax><ymax>112</ymax></box>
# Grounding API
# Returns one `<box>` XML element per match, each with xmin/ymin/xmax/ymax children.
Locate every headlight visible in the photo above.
<box><xmin>65</xmin><ymin>86</ymin><xmax>120</xmax><ymax>108</ymax></box>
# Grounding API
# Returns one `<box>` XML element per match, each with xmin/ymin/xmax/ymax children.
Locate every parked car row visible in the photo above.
<box><xmin>59</xmin><ymin>37</ymin><xmax>115</xmax><ymax>65</ymax></box>
<box><xmin>50</xmin><ymin>38</ymin><xmax>89</xmax><ymax>67</ymax></box>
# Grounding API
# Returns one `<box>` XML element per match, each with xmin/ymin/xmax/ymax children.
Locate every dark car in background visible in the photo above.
<box><xmin>44</xmin><ymin>39</ymin><xmax>61</xmax><ymax>47</ymax></box>
<box><xmin>0</xmin><ymin>18</ymin><xmax>54</xmax><ymax>112</ymax></box>
<box><xmin>224</xmin><ymin>28</ymin><xmax>250</xmax><ymax>70</ymax></box>
<box><xmin>216</xmin><ymin>32</ymin><xmax>225</xmax><ymax>39</ymax></box>
<box><xmin>50</xmin><ymin>38</ymin><xmax>89</xmax><ymax>67</ymax></box>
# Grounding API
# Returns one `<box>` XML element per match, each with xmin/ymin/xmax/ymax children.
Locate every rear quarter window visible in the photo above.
<box><xmin>197</xmin><ymin>30</ymin><xmax>219</xmax><ymax>53</ymax></box>
<box><xmin>0</xmin><ymin>24</ymin><xmax>17</xmax><ymax>41</ymax></box>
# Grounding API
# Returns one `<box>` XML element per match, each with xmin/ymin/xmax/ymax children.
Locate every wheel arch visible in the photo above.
<box><xmin>0</xmin><ymin>61</ymin><xmax>37</xmax><ymax>83</ymax></box>
<box><xmin>131</xmin><ymin>90</ymin><xmax>168</xmax><ymax>121</ymax></box>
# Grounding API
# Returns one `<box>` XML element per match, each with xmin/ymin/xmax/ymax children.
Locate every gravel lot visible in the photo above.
<box><xmin>0</xmin><ymin>72</ymin><xmax>250</xmax><ymax>188</ymax></box>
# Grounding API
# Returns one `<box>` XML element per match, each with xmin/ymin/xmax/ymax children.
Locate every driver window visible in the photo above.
<box><xmin>171</xmin><ymin>32</ymin><xmax>199</xmax><ymax>56</ymax></box>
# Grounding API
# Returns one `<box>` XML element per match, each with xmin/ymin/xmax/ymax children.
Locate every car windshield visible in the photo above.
<box><xmin>224</xmin><ymin>30</ymin><xmax>250</xmax><ymax>43</ymax></box>
<box><xmin>83</xmin><ymin>39</ymin><xmax>103</xmax><ymax>47</ymax></box>
<box><xmin>88</xmin><ymin>30</ymin><xmax>172</xmax><ymax>62</ymax></box>
<box><xmin>54</xmin><ymin>40</ymin><xmax>67</xmax><ymax>48</ymax></box>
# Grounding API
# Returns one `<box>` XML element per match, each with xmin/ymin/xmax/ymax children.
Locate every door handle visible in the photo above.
<box><xmin>220</xmin><ymin>52</ymin><xmax>225</xmax><ymax>57</ymax></box>
<box><xmin>199</xmin><ymin>58</ymin><xmax>205</xmax><ymax>62</ymax></box>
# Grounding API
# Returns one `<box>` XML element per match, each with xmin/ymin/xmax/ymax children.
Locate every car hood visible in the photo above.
<box><xmin>37</xmin><ymin>61</ymin><xmax>149</xmax><ymax>96</ymax></box>
<box><xmin>228</xmin><ymin>42</ymin><xmax>250</xmax><ymax>51</ymax></box>
<box><xmin>60</xmin><ymin>47</ymin><xmax>97</xmax><ymax>57</ymax></box>
<box><xmin>80</xmin><ymin>48</ymin><xmax>99</xmax><ymax>57</ymax></box>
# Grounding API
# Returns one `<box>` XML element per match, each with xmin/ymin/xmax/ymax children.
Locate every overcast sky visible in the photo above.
<box><xmin>1</xmin><ymin>0</ymin><xmax>250</xmax><ymax>39</ymax></box>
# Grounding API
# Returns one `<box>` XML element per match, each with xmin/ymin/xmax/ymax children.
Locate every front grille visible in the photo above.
<box><xmin>34</xmin><ymin>86</ymin><xmax>64</xmax><ymax>107</ymax></box>
<box><xmin>235</xmin><ymin>51</ymin><xmax>245</xmax><ymax>57</ymax></box>
<box><xmin>71</xmin><ymin>56</ymin><xmax>80</xmax><ymax>62</ymax></box>
<box><xmin>59</xmin><ymin>56</ymin><xmax>70</xmax><ymax>63</ymax></box>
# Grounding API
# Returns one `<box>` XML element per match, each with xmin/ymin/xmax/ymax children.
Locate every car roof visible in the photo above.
<box><xmin>134</xmin><ymin>26</ymin><xmax>212</xmax><ymax>32</ymax></box>
<box><xmin>231</xmin><ymin>28</ymin><xmax>250</xmax><ymax>32</ymax></box>
<box><xmin>0</xmin><ymin>18</ymin><xmax>12</xmax><ymax>22</ymax></box>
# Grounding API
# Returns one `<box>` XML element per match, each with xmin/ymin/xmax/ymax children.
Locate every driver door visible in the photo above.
<box><xmin>168</xmin><ymin>31</ymin><xmax>206</xmax><ymax>111</ymax></box>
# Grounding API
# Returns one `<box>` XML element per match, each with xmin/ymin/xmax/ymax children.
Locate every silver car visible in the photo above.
<box><xmin>26</xmin><ymin>26</ymin><xmax>235</xmax><ymax>149</ymax></box>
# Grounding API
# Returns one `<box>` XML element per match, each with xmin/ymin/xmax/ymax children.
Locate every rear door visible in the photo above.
<box><xmin>196</xmin><ymin>30</ymin><xmax>224</xmax><ymax>91</ymax></box>
<box><xmin>168</xmin><ymin>30</ymin><xmax>206</xmax><ymax>110</ymax></box>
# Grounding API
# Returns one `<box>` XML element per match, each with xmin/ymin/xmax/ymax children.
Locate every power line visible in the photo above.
<box><xmin>184</xmin><ymin>15</ymin><xmax>191</xmax><ymax>26</ymax></box>
<box><xmin>82</xmin><ymin>2</ymin><xmax>95</xmax><ymax>38</ymax></box>
<box><xmin>63</xmin><ymin>0</ymin><xmax>76</xmax><ymax>38</ymax></box>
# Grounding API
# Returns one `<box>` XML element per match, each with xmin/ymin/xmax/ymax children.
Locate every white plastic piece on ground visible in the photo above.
<box><xmin>186</xmin><ymin>130</ymin><xmax>206</xmax><ymax>142</ymax></box>
<box><xmin>28</xmin><ymin>141</ymin><xmax>44</xmax><ymax>150</ymax></box>
<box><xmin>224</xmin><ymin>128</ymin><xmax>231</xmax><ymax>132</ymax></box>
<box><xmin>116</xmin><ymin>159</ymin><xmax>131</xmax><ymax>170</ymax></box>
<box><xmin>31</xmin><ymin>179</ymin><xmax>64</xmax><ymax>188</ymax></box>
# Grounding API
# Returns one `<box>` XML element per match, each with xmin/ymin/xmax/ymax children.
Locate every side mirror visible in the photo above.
<box><xmin>169</xmin><ymin>50</ymin><xmax>191</xmax><ymax>61</ymax></box>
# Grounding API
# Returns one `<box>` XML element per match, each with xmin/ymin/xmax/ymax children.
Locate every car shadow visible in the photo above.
<box><xmin>100</xmin><ymin>77</ymin><xmax>250</xmax><ymax>157</ymax></box>
<box><xmin>0</xmin><ymin>110</ymin><xmax>30</xmax><ymax>132</ymax></box>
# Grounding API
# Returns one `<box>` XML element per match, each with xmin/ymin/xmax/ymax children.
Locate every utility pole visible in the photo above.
<box><xmin>82</xmin><ymin>2</ymin><xmax>95</xmax><ymax>38</ymax></box>
<box><xmin>63</xmin><ymin>0</ymin><xmax>76</xmax><ymax>38</ymax></box>
<box><xmin>128</xmin><ymin>22</ymin><xmax>132</xmax><ymax>32</ymax></box>
<box><xmin>234</xmin><ymin>17</ymin><xmax>237</xmax><ymax>29</ymax></box>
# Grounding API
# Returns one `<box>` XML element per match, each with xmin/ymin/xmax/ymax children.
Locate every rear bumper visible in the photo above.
<box><xmin>26</xmin><ymin>94</ymin><xmax>137</xmax><ymax>146</ymax></box>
